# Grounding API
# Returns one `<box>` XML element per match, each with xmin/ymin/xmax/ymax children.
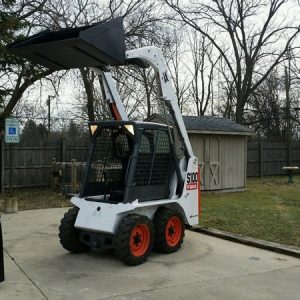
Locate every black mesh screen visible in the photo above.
<box><xmin>82</xmin><ymin>127</ymin><xmax>132</xmax><ymax>197</ymax></box>
<box><xmin>134</xmin><ymin>129</ymin><xmax>172</xmax><ymax>186</ymax></box>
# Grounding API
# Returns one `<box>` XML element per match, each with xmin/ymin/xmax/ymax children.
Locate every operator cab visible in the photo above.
<box><xmin>81</xmin><ymin>121</ymin><xmax>176</xmax><ymax>203</ymax></box>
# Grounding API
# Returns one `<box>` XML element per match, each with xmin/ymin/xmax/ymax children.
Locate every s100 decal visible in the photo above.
<box><xmin>186</xmin><ymin>172</ymin><xmax>198</xmax><ymax>190</ymax></box>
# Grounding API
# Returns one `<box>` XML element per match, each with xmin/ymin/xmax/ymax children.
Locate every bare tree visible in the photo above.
<box><xmin>0</xmin><ymin>0</ymin><xmax>164</xmax><ymax>127</ymax></box>
<box><xmin>165</xmin><ymin>0</ymin><xmax>300</xmax><ymax>124</ymax></box>
<box><xmin>0</xmin><ymin>0</ymin><xmax>55</xmax><ymax>129</ymax></box>
<box><xmin>53</xmin><ymin>0</ymin><xmax>165</xmax><ymax>121</ymax></box>
<box><xmin>79</xmin><ymin>68</ymin><xmax>97</xmax><ymax>121</ymax></box>
<box><xmin>163</xmin><ymin>30</ymin><xmax>192</xmax><ymax>113</ymax></box>
<box><xmin>2</xmin><ymin>1</ymin><xmax>207</xmax><ymax>126</ymax></box>
<box><xmin>246</xmin><ymin>70</ymin><xmax>284</xmax><ymax>138</ymax></box>
<box><xmin>187</xmin><ymin>30</ymin><xmax>220</xmax><ymax>116</ymax></box>
<box><xmin>215</xmin><ymin>56</ymin><xmax>237</xmax><ymax>119</ymax></box>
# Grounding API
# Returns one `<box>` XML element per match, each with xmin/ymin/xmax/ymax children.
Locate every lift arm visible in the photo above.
<box><xmin>126</xmin><ymin>47</ymin><xmax>194</xmax><ymax>158</ymax></box>
<box><xmin>91</xmin><ymin>68</ymin><xmax>128</xmax><ymax>121</ymax></box>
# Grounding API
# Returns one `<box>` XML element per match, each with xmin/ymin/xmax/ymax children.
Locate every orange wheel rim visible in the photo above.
<box><xmin>130</xmin><ymin>224</ymin><xmax>150</xmax><ymax>257</ymax></box>
<box><xmin>165</xmin><ymin>216</ymin><xmax>182</xmax><ymax>247</ymax></box>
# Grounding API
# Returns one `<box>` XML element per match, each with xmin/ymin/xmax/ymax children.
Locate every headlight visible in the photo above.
<box><xmin>90</xmin><ymin>125</ymin><xmax>98</xmax><ymax>135</ymax></box>
<box><xmin>124</xmin><ymin>124</ymin><xmax>135</xmax><ymax>135</ymax></box>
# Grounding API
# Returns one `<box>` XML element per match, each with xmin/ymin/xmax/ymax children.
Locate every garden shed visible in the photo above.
<box><xmin>146</xmin><ymin>114</ymin><xmax>253</xmax><ymax>191</ymax></box>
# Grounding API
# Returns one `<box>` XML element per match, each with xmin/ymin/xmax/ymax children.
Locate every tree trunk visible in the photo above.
<box><xmin>235</xmin><ymin>100</ymin><xmax>245</xmax><ymax>124</ymax></box>
<box><xmin>80</xmin><ymin>69</ymin><xmax>95</xmax><ymax>122</ymax></box>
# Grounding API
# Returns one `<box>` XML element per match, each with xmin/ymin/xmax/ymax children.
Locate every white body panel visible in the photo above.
<box><xmin>73</xmin><ymin>156</ymin><xmax>199</xmax><ymax>234</ymax></box>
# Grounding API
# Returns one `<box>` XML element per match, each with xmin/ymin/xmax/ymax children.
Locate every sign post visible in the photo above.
<box><xmin>4</xmin><ymin>118</ymin><xmax>20</xmax><ymax>213</ymax></box>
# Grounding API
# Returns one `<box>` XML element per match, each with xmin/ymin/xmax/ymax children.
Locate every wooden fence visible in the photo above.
<box><xmin>0</xmin><ymin>139</ymin><xmax>90</xmax><ymax>190</ymax></box>
<box><xmin>1</xmin><ymin>139</ymin><xmax>300</xmax><ymax>190</ymax></box>
<box><xmin>247</xmin><ymin>141</ymin><xmax>300</xmax><ymax>177</ymax></box>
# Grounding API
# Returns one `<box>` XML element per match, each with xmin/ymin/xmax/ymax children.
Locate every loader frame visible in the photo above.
<box><xmin>7</xmin><ymin>18</ymin><xmax>201</xmax><ymax>265</ymax></box>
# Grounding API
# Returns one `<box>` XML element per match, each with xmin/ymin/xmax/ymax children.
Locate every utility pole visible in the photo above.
<box><xmin>285</xmin><ymin>48</ymin><xmax>292</xmax><ymax>167</ymax></box>
<box><xmin>47</xmin><ymin>95</ymin><xmax>55</xmax><ymax>134</ymax></box>
<box><xmin>285</xmin><ymin>66</ymin><xmax>291</xmax><ymax>144</ymax></box>
<box><xmin>285</xmin><ymin>48</ymin><xmax>292</xmax><ymax>145</ymax></box>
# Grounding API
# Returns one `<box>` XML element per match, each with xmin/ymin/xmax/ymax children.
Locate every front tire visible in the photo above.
<box><xmin>114</xmin><ymin>214</ymin><xmax>154</xmax><ymax>266</ymax></box>
<box><xmin>59</xmin><ymin>207</ymin><xmax>89</xmax><ymax>254</ymax></box>
<box><xmin>154</xmin><ymin>208</ymin><xmax>185</xmax><ymax>253</ymax></box>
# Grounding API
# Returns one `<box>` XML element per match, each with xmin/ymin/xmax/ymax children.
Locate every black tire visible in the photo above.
<box><xmin>153</xmin><ymin>207</ymin><xmax>185</xmax><ymax>253</ymax></box>
<box><xmin>114</xmin><ymin>214</ymin><xmax>154</xmax><ymax>266</ymax></box>
<box><xmin>58</xmin><ymin>207</ymin><xmax>89</xmax><ymax>254</ymax></box>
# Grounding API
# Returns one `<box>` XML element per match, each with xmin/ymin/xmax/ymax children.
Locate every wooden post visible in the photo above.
<box><xmin>9</xmin><ymin>143</ymin><xmax>12</xmax><ymax>197</ymax></box>
<box><xmin>52</xmin><ymin>158</ymin><xmax>58</xmax><ymax>192</ymax></box>
<box><xmin>259</xmin><ymin>141</ymin><xmax>263</xmax><ymax>178</ymax></box>
<box><xmin>5</xmin><ymin>144</ymin><xmax>18</xmax><ymax>213</ymax></box>
<box><xmin>61</xmin><ymin>162</ymin><xmax>66</xmax><ymax>188</ymax></box>
<box><xmin>61</xmin><ymin>138</ymin><xmax>65</xmax><ymax>162</ymax></box>
<box><xmin>71</xmin><ymin>159</ymin><xmax>77</xmax><ymax>194</ymax></box>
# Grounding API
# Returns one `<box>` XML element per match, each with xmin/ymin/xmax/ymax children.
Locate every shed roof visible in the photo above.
<box><xmin>146</xmin><ymin>114</ymin><xmax>253</xmax><ymax>136</ymax></box>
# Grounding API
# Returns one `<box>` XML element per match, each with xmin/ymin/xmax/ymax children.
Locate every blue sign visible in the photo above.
<box><xmin>9</xmin><ymin>127</ymin><xmax>16</xmax><ymax>135</ymax></box>
<box><xmin>5</xmin><ymin>118</ymin><xmax>20</xmax><ymax>143</ymax></box>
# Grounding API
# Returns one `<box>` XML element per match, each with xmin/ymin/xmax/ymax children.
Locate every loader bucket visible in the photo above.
<box><xmin>7</xmin><ymin>17</ymin><xmax>126</xmax><ymax>70</ymax></box>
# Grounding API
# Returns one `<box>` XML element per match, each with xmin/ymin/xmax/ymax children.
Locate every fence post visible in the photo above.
<box><xmin>61</xmin><ymin>138</ymin><xmax>65</xmax><ymax>162</ymax></box>
<box><xmin>71</xmin><ymin>159</ymin><xmax>77</xmax><ymax>194</ymax></box>
<box><xmin>52</xmin><ymin>158</ymin><xmax>59</xmax><ymax>192</ymax></box>
<box><xmin>259</xmin><ymin>141</ymin><xmax>263</xmax><ymax>178</ymax></box>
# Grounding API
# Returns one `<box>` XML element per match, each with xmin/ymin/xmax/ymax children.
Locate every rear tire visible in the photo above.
<box><xmin>59</xmin><ymin>207</ymin><xmax>89</xmax><ymax>254</ymax></box>
<box><xmin>154</xmin><ymin>208</ymin><xmax>185</xmax><ymax>253</ymax></box>
<box><xmin>114</xmin><ymin>214</ymin><xmax>154</xmax><ymax>266</ymax></box>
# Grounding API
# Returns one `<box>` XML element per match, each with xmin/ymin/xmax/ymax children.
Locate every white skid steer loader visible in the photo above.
<box><xmin>7</xmin><ymin>17</ymin><xmax>201</xmax><ymax>265</ymax></box>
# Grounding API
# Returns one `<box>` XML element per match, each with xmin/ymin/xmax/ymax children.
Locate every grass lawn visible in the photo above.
<box><xmin>0</xmin><ymin>188</ymin><xmax>71</xmax><ymax>211</ymax></box>
<box><xmin>199</xmin><ymin>176</ymin><xmax>300</xmax><ymax>248</ymax></box>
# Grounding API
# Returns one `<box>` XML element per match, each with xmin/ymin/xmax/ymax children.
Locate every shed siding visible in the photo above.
<box><xmin>221</xmin><ymin>136</ymin><xmax>245</xmax><ymax>189</ymax></box>
<box><xmin>189</xmin><ymin>134</ymin><xmax>246</xmax><ymax>191</ymax></box>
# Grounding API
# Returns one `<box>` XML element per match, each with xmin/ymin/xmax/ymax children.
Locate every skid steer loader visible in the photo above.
<box><xmin>7</xmin><ymin>17</ymin><xmax>200</xmax><ymax>265</ymax></box>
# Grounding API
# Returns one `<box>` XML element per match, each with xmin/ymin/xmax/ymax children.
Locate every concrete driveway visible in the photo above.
<box><xmin>1</xmin><ymin>208</ymin><xmax>300</xmax><ymax>300</ymax></box>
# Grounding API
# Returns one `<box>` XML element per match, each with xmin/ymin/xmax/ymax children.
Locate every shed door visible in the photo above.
<box><xmin>208</xmin><ymin>136</ymin><xmax>221</xmax><ymax>190</ymax></box>
<box><xmin>189</xmin><ymin>134</ymin><xmax>221</xmax><ymax>191</ymax></box>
